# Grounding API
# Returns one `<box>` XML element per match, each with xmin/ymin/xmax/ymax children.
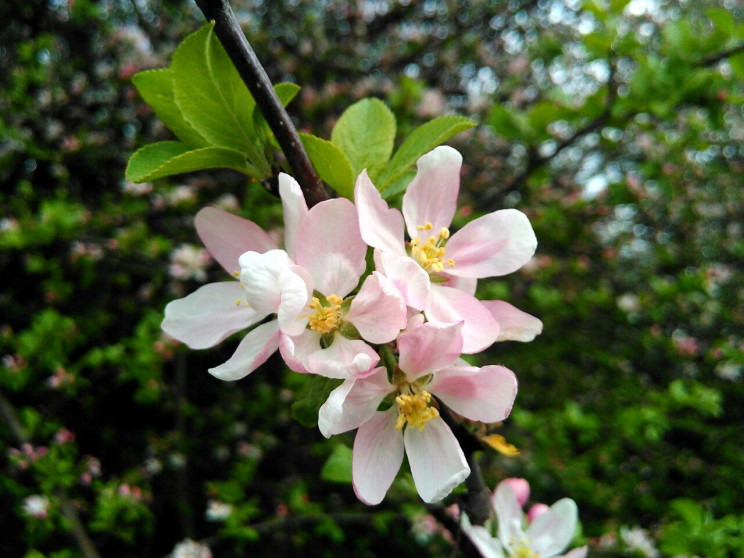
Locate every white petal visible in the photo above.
<box><xmin>404</xmin><ymin>418</ymin><xmax>470</xmax><ymax>503</ymax></box>
<box><xmin>161</xmin><ymin>282</ymin><xmax>263</xmax><ymax>349</ymax></box>
<box><xmin>239</xmin><ymin>250</ymin><xmax>293</xmax><ymax>314</ymax></box>
<box><xmin>461</xmin><ymin>514</ymin><xmax>506</xmax><ymax>558</ymax></box>
<box><xmin>374</xmin><ymin>250</ymin><xmax>431</xmax><ymax>310</ymax></box>
<box><xmin>345</xmin><ymin>272</ymin><xmax>407</xmax><ymax>344</ymax></box>
<box><xmin>494</xmin><ymin>481</ymin><xmax>526</xmax><ymax>553</ymax></box>
<box><xmin>278</xmin><ymin>173</ymin><xmax>308</xmax><ymax>260</ymax></box>
<box><xmin>354</xmin><ymin>170</ymin><xmax>406</xmax><ymax>255</ymax></box>
<box><xmin>482</xmin><ymin>300</ymin><xmax>543</xmax><ymax>343</ymax></box>
<box><xmin>279</xmin><ymin>329</ymin><xmax>321</xmax><ymax>374</ymax></box>
<box><xmin>307</xmin><ymin>335</ymin><xmax>379</xmax><ymax>379</ymax></box>
<box><xmin>527</xmin><ymin>498</ymin><xmax>578</xmax><ymax>557</ymax></box>
<box><xmin>208</xmin><ymin>321</ymin><xmax>280</xmax><ymax>381</ymax></box>
<box><xmin>352</xmin><ymin>411</ymin><xmax>404</xmax><ymax>505</ymax></box>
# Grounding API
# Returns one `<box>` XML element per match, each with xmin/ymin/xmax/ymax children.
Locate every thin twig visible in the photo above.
<box><xmin>700</xmin><ymin>43</ymin><xmax>744</xmax><ymax>67</ymax></box>
<box><xmin>193</xmin><ymin>0</ymin><xmax>329</xmax><ymax>208</ymax></box>
<box><xmin>0</xmin><ymin>391</ymin><xmax>102</xmax><ymax>558</ymax></box>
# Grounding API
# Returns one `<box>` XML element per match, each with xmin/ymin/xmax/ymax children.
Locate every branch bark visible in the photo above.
<box><xmin>194</xmin><ymin>0</ymin><xmax>329</xmax><ymax>208</ymax></box>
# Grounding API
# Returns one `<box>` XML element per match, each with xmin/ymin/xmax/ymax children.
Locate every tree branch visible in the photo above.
<box><xmin>193</xmin><ymin>0</ymin><xmax>329</xmax><ymax>208</ymax></box>
<box><xmin>700</xmin><ymin>43</ymin><xmax>744</xmax><ymax>67</ymax></box>
<box><xmin>0</xmin><ymin>391</ymin><xmax>102</xmax><ymax>558</ymax></box>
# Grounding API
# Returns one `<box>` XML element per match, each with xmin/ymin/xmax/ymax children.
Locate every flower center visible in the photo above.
<box><xmin>308</xmin><ymin>294</ymin><xmax>344</xmax><ymax>334</ymax></box>
<box><xmin>410</xmin><ymin>222</ymin><xmax>455</xmax><ymax>274</ymax></box>
<box><xmin>395</xmin><ymin>389</ymin><xmax>439</xmax><ymax>431</ymax></box>
<box><xmin>511</xmin><ymin>538</ymin><xmax>539</xmax><ymax>558</ymax></box>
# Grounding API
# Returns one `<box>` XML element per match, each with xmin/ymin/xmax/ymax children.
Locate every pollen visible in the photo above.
<box><xmin>410</xmin><ymin>224</ymin><xmax>455</xmax><ymax>274</ymax></box>
<box><xmin>395</xmin><ymin>390</ymin><xmax>439</xmax><ymax>431</ymax></box>
<box><xmin>308</xmin><ymin>294</ymin><xmax>344</xmax><ymax>334</ymax></box>
<box><xmin>513</xmin><ymin>542</ymin><xmax>539</xmax><ymax>558</ymax></box>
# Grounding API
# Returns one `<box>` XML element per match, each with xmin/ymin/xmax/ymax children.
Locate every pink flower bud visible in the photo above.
<box><xmin>503</xmin><ymin>478</ymin><xmax>530</xmax><ymax>508</ymax></box>
<box><xmin>527</xmin><ymin>503</ymin><xmax>550</xmax><ymax>523</ymax></box>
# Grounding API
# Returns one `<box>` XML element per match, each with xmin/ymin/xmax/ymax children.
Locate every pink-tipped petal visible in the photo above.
<box><xmin>239</xmin><ymin>250</ymin><xmax>293</xmax><ymax>314</ymax></box>
<box><xmin>494</xmin><ymin>481</ymin><xmax>525</xmax><ymax>552</ymax></box>
<box><xmin>404</xmin><ymin>418</ymin><xmax>470</xmax><ymax>503</ymax></box>
<box><xmin>295</xmin><ymin>198</ymin><xmax>367</xmax><ymax>297</ymax></box>
<box><xmin>503</xmin><ymin>478</ymin><xmax>531</xmax><ymax>508</ymax></box>
<box><xmin>355</xmin><ymin>170</ymin><xmax>406</xmax><ymax>255</ymax></box>
<box><xmin>446</xmin><ymin>209</ymin><xmax>537</xmax><ymax>278</ymax></box>
<box><xmin>318</xmin><ymin>367</ymin><xmax>392</xmax><ymax>437</ymax></box>
<box><xmin>402</xmin><ymin>146</ymin><xmax>462</xmax><ymax>239</ymax></box>
<box><xmin>426</xmin><ymin>286</ymin><xmax>500</xmax><ymax>354</ymax></box>
<box><xmin>195</xmin><ymin>207</ymin><xmax>277</xmax><ymax>275</ymax></box>
<box><xmin>397</xmin><ymin>322</ymin><xmax>463</xmax><ymax>381</ymax></box>
<box><xmin>346</xmin><ymin>272</ymin><xmax>407</xmax><ymax>344</ymax></box>
<box><xmin>428</xmin><ymin>365</ymin><xmax>518</xmax><ymax>423</ymax></box>
<box><xmin>278</xmin><ymin>173</ymin><xmax>308</xmax><ymax>260</ymax></box>
<box><xmin>560</xmin><ymin>547</ymin><xmax>588</xmax><ymax>558</ymax></box>
<box><xmin>527</xmin><ymin>503</ymin><xmax>550</xmax><ymax>524</ymax></box>
<box><xmin>527</xmin><ymin>498</ymin><xmax>578</xmax><ymax>557</ymax></box>
<box><xmin>442</xmin><ymin>273</ymin><xmax>478</xmax><ymax>295</ymax></box>
<box><xmin>352</xmin><ymin>411</ymin><xmax>404</xmax><ymax>505</ymax></box>
<box><xmin>208</xmin><ymin>320</ymin><xmax>280</xmax><ymax>381</ymax></box>
<box><xmin>307</xmin><ymin>336</ymin><xmax>379</xmax><ymax>379</ymax></box>
<box><xmin>374</xmin><ymin>250</ymin><xmax>431</xmax><ymax>310</ymax></box>
<box><xmin>461</xmin><ymin>514</ymin><xmax>506</xmax><ymax>558</ymax></box>
<box><xmin>279</xmin><ymin>329</ymin><xmax>321</xmax><ymax>374</ymax></box>
<box><xmin>162</xmin><ymin>282</ymin><xmax>264</xmax><ymax>349</ymax></box>
<box><xmin>482</xmin><ymin>300</ymin><xmax>543</xmax><ymax>342</ymax></box>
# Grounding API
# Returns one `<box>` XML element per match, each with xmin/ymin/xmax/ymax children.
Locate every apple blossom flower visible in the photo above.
<box><xmin>461</xmin><ymin>478</ymin><xmax>587</xmax><ymax>558</ymax></box>
<box><xmin>172</xmin><ymin>538</ymin><xmax>212</xmax><ymax>558</ymax></box>
<box><xmin>355</xmin><ymin>146</ymin><xmax>538</xmax><ymax>353</ymax></box>
<box><xmin>22</xmin><ymin>495</ymin><xmax>50</xmax><ymax>519</ymax></box>
<box><xmin>318</xmin><ymin>321</ymin><xmax>517</xmax><ymax>504</ymax></box>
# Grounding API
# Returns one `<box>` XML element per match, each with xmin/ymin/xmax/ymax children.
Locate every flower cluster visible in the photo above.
<box><xmin>162</xmin><ymin>146</ymin><xmax>542</xmax><ymax>505</ymax></box>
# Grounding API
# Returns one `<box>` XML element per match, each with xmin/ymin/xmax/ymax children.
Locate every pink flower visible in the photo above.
<box><xmin>355</xmin><ymin>146</ymin><xmax>538</xmax><ymax>353</ymax></box>
<box><xmin>318</xmin><ymin>321</ymin><xmax>517</xmax><ymax>504</ymax></box>
<box><xmin>461</xmin><ymin>479</ymin><xmax>587</xmax><ymax>558</ymax></box>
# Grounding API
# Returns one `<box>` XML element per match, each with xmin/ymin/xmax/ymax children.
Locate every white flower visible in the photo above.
<box><xmin>22</xmin><ymin>495</ymin><xmax>50</xmax><ymax>519</ymax></box>
<box><xmin>172</xmin><ymin>538</ymin><xmax>212</xmax><ymax>558</ymax></box>
<box><xmin>620</xmin><ymin>526</ymin><xmax>659</xmax><ymax>558</ymax></box>
<box><xmin>205</xmin><ymin>500</ymin><xmax>233</xmax><ymax>522</ymax></box>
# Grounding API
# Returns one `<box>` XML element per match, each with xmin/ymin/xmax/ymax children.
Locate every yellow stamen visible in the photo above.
<box><xmin>395</xmin><ymin>391</ymin><xmax>439</xmax><ymax>431</ymax></box>
<box><xmin>410</xmin><ymin>224</ymin><xmax>455</xmax><ymax>274</ymax></box>
<box><xmin>513</xmin><ymin>542</ymin><xmax>539</xmax><ymax>558</ymax></box>
<box><xmin>416</xmin><ymin>222</ymin><xmax>433</xmax><ymax>231</ymax></box>
<box><xmin>307</xmin><ymin>294</ymin><xmax>344</xmax><ymax>334</ymax></box>
<box><xmin>232</xmin><ymin>270</ymin><xmax>240</xmax><ymax>277</ymax></box>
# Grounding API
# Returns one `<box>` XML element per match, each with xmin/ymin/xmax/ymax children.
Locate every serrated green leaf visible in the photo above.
<box><xmin>132</xmin><ymin>68</ymin><xmax>208</xmax><ymax>148</ymax></box>
<box><xmin>300</xmin><ymin>133</ymin><xmax>355</xmax><ymax>199</ymax></box>
<box><xmin>171</xmin><ymin>23</ymin><xmax>269</xmax><ymax>174</ymax></box>
<box><xmin>126</xmin><ymin>141</ymin><xmax>255</xmax><ymax>182</ymax></box>
<box><xmin>320</xmin><ymin>444</ymin><xmax>353</xmax><ymax>483</ymax></box>
<box><xmin>376</xmin><ymin>115</ymin><xmax>475</xmax><ymax>192</ymax></box>
<box><xmin>331</xmin><ymin>98</ymin><xmax>396</xmax><ymax>181</ymax></box>
<box><xmin>291</xmin><ymin>375</ymin><xmax>343</xmax><ymax>428</ymax></box>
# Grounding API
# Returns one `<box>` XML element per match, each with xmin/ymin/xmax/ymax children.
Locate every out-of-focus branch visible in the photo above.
<box><xmin>0</xmin><ymin>391</ymin><xmax>102</xmax><ymax>558</ymax></box>
<box><xmin>701</xmin><ymin>43</ymin><xmax>744</xmax><ymax>67</ymax></box>
<box><xmin>193</xmin><ymin>0</ymin><xmax>329</xmax><ymax>208</ymax></box>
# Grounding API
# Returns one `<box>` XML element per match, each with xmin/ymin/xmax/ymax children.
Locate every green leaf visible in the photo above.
<box><xmin>375</xmin><ymin>115</ymin><xmax>475</xmax><ymax>192</ymax></box>
<box><xmin>320</xmin><ymin>444</ymin><xmax>353</xmax><ymax>483</ymax></box>
<box><xmin>126</xmin><ymin>141</ymin><xmax>255</xmax><ymax>182</ymax></box>
<box><xmin>300</xmin><ymin>133</ymin><xmax>355</xmax><ymax>199</ymax></box>
<box><xmin>252</xmin><ymin>82</ymin><xmax>301</xmax><ymax>147</ymax></box>
<box><xmin>132</xmin><ymin>68</ymin><xmax>208</xmax><ymax>148</ymax></box>
<box><xmin>331</xmin><ymin>98</ymin><xmax>396</xmax><ymax>180</ymax></box>
<box><xmin>707</xmin><ymin>8</ymin><xmax>734</xmax><ymax>38</ymax></box>
<box><xmin>291</xmin><ymin>375</ymin><xmax>343</xmax><ymax>428</ymax></box>
<box><xmin>170</xmin><ymin>23</ymin><xmax>269</xmax><ymax>174</ymax></box>
<box><xmin>489</xmin><ymin>105</ymin><xmax>533</xmax><ymax>141</ymax></box>
<box><xmin>381</xmin><ymin>169</ymin><xmax>416</xmax><ymax>201</ymax></box>
<box><xmin>729</xmin><ymin>52</ymin><xmax>744</xmax><ymax>82</ymax></box>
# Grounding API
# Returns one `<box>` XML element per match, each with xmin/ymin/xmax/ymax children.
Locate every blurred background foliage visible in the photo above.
<box><xmin>1</xmin><ymin>0</ymin><xmax>743</xmax><ymax>556</ymax></box>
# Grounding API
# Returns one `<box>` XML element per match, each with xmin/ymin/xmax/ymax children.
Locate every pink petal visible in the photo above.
<box><xmin>503</xmin><ymin>478</ymin><xmax>530</xmax><ymax>508</ymax></box>
<box><xmin>238</xmin><ymin>250</ymin><xmax>293</xmax><ymax>314</ymax></box>
<box><xmin>404</xmin><ymin>417</ymin><xmax>470</xmax><ymax>503</ymax></box>
<box><xmin>318</xmin><ymin>367</ymin><xmax>392</xmax><ymax>437</ymax></box>
<box><xmin>346</xmin><ymin>272</ymin><xmax>407</xmax><ymax>344</ymax></box>
<box><xmin>560</xmin><ymin>547</ymin><xmax>588</xmax><ymax>558</ymax></box>
<box><xmin>461</xmin><ymin>514</ymin><xmax>506</xmax><ymax>558</ymax></box>
<box><xmin>161</xmin><ymin>282</ymin><xmax>264</xmax><ymax>349</ymax></box>
<box><xmin>208</xmin><ymin>320</ymin><xmax>280</xmax><ymax>381</ymax></box>
<box><xmin>494</xmin><ymin>481</ymin><xmax>525</xmax><ymax>551</ymax></box>
<box><xmin>307</xmin><ymin>335</ymin><xmax>379</xmax><ymax>379</ymax></box>
<box><xmin>442</xmin><ymin>273</ymin><xmax>477</xmax><ymax>296</ymax></box>
<box><xmin>279</xmin><ymin>329</ymin><xmax>321</xmax><ymax>374</ymax></box>
<box><xmin>352</xmin><ymin>411</ymin><xmax>404</xmax><ymax>505</ymax></box>
<box><xmin>426</xmin><ymin>286</ymin><xmax>500</xmax><ymax>354</ymax></box>
<box><xmin>427</xmin><ymin>365</ymin><xmax>517</xmax><ymax>423</ymax></box>
<box><xmin>374</xmin><ymin>250</ymin><xmax>431</xmax><ymax>310</ymax></box>
<box><xmin>354</xmin><ymin>170</ymin><xmax>406</xmax><ymax>255</ymax></box>
<box><xmin>526</xmin><ymin>498</ymin><xmax>578</xmax><ymax>557</ymax></box>
<box><xmin>295</xmin><ymin>198</ymin><xmax>367</xmax><ymax>297</ymax></box>
<box><xmin>402</xmin><ymin>146</ymin><xmax>462</xmax><ymax>240</ymax></box>
<box><xmin>276</xmin><ymin>265</ymin><xmax>312</xmax><ymax>336</ymax></box>
<box><xmin>397</xmin><ymin>322</ymin><xmax>463</xmax><ymax>381</ymax></box>
<box><xmin>195</xmin><ymin>207</ymin><xmax>277</xmax><ymax>275</ymax></box>
<box><xmin>527</xmin><ymin>503</ymin><xmax>550</xmax><ymax>524</ymax></box>
<box><xmin>446</xmin><ymin>209</ymin><xmax>537</xmax><ymax>278</ymax></box>
<box><xmin>278</xmin><ymin>173</ymin><xmax>308</xmax><ymax>260</ymax></box>
<box><xmin>482</xmin><ymin>300</ymin><xmax>543</xmax><ymax>342</ymax></box>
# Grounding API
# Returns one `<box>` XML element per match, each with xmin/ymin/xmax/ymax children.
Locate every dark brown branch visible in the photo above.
<box><xmin>194</xmin><ymin>0</ymin><xmax>329</xmax><ymax>208</ymax></box>
<box><xmin>0</xmin><ymin>391</ymin><xmax>102</xmax><ymax>558</ymax></box>
<box><xmin>700</xmin><ymin>43</ymin><xmax>744</xmax><ymax>67</ymax></box>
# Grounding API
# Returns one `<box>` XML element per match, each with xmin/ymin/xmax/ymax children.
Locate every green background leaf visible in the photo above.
<box><xmin>300</xmin><ymin>133</ymin><xmax>355</xmax><ymax>199</ymax></box>
<box><xmin>291</xmin><ymin>376</ymin><xmax>343</xmax><ymax>428</ymax></box>
<box><xmin>320</xmin><ymin>444</ymin><xmax>353</xmax><ymax>483</ymax></box>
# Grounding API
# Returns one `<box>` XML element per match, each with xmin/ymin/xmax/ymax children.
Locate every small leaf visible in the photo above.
<box><xmin>320</xmin><ymin>444</ymin><xmax>353</xmax><ymax>483</ymax></box>
<box><xmin>729</xmin><ymin>52</ymin><xmax>744</xmax><ymax>82</ymax></box>
<box><xmin>300</xmin><ymin>133</ymin><xmax>355</xmax><ymax>199</ymax></box>
<box><xmin>381</xmin><ymin>169</ymin><xmax>416</xmax><ymax>200</ymax></box>
<box><xmin>252</xmin><ymin>82</ymin><xmax>301</xmax><ymax>147</ymax></box>
<box><xmin>376</xmin><ymin>115</ymin><xmax>475</xmax><ymax>192</ymax></box>
<box><xmin>331</xmin><ymin>98</ymin><xmax>396</xmax><ymax>180</ymax></box>
<box><xmin>171</xmin><ymin>23</ymin><xmax>269</xmax><ymax>174</ymax></box>
<box><xmin>291</xmin><ymin>375</ymin><xmax>343</xmax><ymax>428</ymax></box>
<box><xmin>126</xmin><ymin>141</ymin><xmax>255</xmax><ymax>183</ymax></box>
<box><xmin>132</xmin><ymin>68</ymin><xmax>208</xmax><ymax>148</ymax></box>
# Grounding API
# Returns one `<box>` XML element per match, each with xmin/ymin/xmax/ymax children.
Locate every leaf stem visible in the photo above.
<box><xmin>193</xmin><ymin>0</ymin><xmax>329</xmax><ymax>207</ymax></box>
